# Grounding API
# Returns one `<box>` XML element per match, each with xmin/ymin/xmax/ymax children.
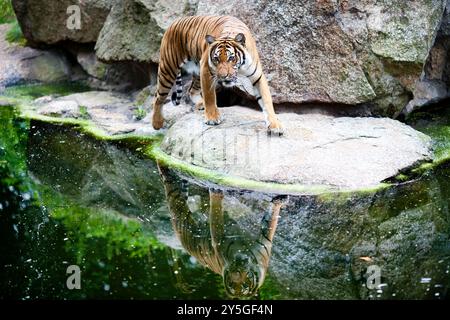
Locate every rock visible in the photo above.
<box><xmin>133</xmin><ymin>85</ymin><xmax>156</xmax><ymax>106</ymax></box>
<box><xmin>38</xmin><ymin>100</ymin><xmax>81</xmax><ymax>118</ymax></box>
<box><xmin>269</xmin><ymin>172</ymin><xmax>449</xmax><ymax>299</ymax></box>
<box><xmin>76</xmin><ymin>50</ymin><xmax>108</xmax><ymax>80</ymax></box>
<box><xmin>12</xmin><ymin>0</ymin><xmax>112</xmax><ymax>45</ymax></box>
<box><xmin>0</xmin><ymin>25</ymin><xmax>73</xmax><ymax>87</ymax></box>
<box><xmin>69</xmin><ymin>46</ymin><xmax>154</xmax><ymax>91</ymax></box>
<box><xmin>32</xmin><ymin>90</ymin><xmax>191</xmax><ymax>136</ymax></box>
<box><xmin>0</xmin><ymin>97</ymin><xmax>13</xmax><ymax>106</ymax></box>
<box><xmin>195</xmin><ymin>0</ymin><xmax>446</xmax><ymax>116</ymax></box>
<box><xmin>95</xmin><ymin>0</ymin><xmax>197</xmax><ymax>63</ymax></box>
<box><xmin>403</xmin><ymin>2</ymin><xmax>450</xmax><ymax>116</ymax></box>
<box><xmin>35</xmin><ymin>91</ymin><xmax>137</xmax><ymax>134</ymax></box>
<box><xmin>160</xmin><ymin>106</ymin><xmax>433</xmax><ymax>190</ymax></box>
<box><xmin>404</xmin><ymin>79</ymin><xmax>449</xmax><ymax>114</ymax></box>
<box><xmin>12</xmin><ymin>0</ymin><xmax>448</xmax><ymax>116</ymax></box>
<box><xmin>440</xmin><ymin>0</ymin><xmax>450</xmax><ymax>36</ymax></box>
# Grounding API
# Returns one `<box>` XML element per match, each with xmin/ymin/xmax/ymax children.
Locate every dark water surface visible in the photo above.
<box><xmin>1</xmin><ymin>104</ymin><xmax>450</xmax><ymax>300</ymax></box>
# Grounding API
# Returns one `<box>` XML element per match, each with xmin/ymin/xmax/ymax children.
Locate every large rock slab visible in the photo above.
<box><xmin>32</xmin><ymin>90</ymin><xmax>191</xmax><ymax>136</ymax></box>
<box><xmin>160</xmin><ymin>106</ymin><xmax>433</xmax><ymax>190</ymax></box>
<box><xmin>12</xmin><ymin>0</ymin><xmax>112</xmax><ymax>45</ymax></box>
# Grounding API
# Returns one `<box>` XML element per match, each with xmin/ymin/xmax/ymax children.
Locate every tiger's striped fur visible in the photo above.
<box><xmin>158</xmin><ymin>164</ymin><xmax>281</xmax><ymax>298</ymax></box>
<box><xmin>171</xmin><ymin>73</ymin><xmax>183</xmax><ymax>106</ymax></box>
<box><xmin>152</xmin><ymin>15</ymin><xmax>283</xmax><ymax>135</ymax></box>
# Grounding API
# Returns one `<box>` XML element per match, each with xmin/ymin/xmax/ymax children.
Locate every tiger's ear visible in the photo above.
<box><xmin>234</xmin><ymin>33</ymin><xmax>246</xmax><ymax>45</ymax></box>
<box><xmin>205</xmin><ymin>35</ymin><xmax>216</xmax><ymax>45</ymax></box>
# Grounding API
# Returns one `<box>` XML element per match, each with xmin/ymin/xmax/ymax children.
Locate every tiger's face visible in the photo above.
<box><xmin>206</xmin><ymin>33</ymin><xmax>246</xmax><ymax>88</ymax></box>
<box><xmin>223</xmin><ymin>252</ymin><xmax>265</xmax><ymax>298</ymax></box>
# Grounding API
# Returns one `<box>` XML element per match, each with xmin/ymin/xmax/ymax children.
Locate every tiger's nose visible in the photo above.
<box><xmin>218</xmin><ymin>75</ymin><xmax>234</xmax><ymax>84</ymax></box>
<box><xmin>219</xmin><ymin>75</ymin><xmax>231</xmax><ymax>80</ymax></box>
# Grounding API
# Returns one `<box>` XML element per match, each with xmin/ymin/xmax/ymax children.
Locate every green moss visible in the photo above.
<box><xmin>1</xmin><ymin>82</ymin><xmax>90</xmax><ymax>102</ymax></box>
<box><xmin>393</xmin><ymin>173</ymin><xmax>409</xmax><ymax>182</ymax></box>
<box><xmin>0</xmin><ymin>0</ymin><xmax>15</xmax><ymax>24</ymax></box>
<box><xmin>22</xmin><ymin>110</ymin><xmax>161</xmax><ymax>145</ymax></box>
<box><xmin>258</xmin><ymin>275</ymin><xmax>282</xmax><ymax>300</ymax></box>
<box><xmin>5</xmin><ymin>20</ymin><xmax>25</xmax><ymax>45</ymax></box>
<box><xmin>1</xmin><ymin>83</ymin><xmax>160</xmax><ymax>145</ymax></box>
<box><xmin>133</xmin><ymin>105</ymin><xmax>147</xmax><ymax>121</ymax></box>
<box><xmin>408</xmin><ymin>107</ymin><xmax>450</xmax><ymax>167</ymax></box>
<box><xmin>78</xmin><ymin>105</ymin><xmax>90</xmax><ymax>120</ymax></box>
<box><xmin>41</xmin><ymin>186</ymin><xmax>164</xmax><ymax>261</ymax></box>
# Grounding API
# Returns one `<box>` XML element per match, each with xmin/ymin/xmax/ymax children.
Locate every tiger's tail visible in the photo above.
<box><xmin>171</xmin><ymin>73</ymin><xmax>183</xmax><ymax>106</ymax></box>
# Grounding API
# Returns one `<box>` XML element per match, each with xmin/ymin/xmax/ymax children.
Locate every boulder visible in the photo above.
<box><xmin>269</xmin><ymin>171</ymin><xmax>450</xmax><ymax>299</ymax></box>
<box><xmin>76</xmin><ymin>50</ymin><xmax>109</xmax><ymax>80</ymax></box>
<box><xmin>95</xmin><ymin>0</ymin><xmax>197</xmax><ymax>63</ymax></box>
<box><xmin>160</xmin><ymin>106</ymin><xmax>433</xmax><ymax>190</ymax></box>
<box><xmin>196</xmin><ymin>0</ymin><xmax>446</xmax><ymax>116</ymax></box>
<box><xmin>0</xmin><ymin>25</ymin><xmax>72</xmax><ymax>87</ymax></box>
<box><xmin>74</xmin><ymin>50</ymin><xmax>147</xmax><ymax>91</ymax></box>
<box><xmin>404</xmin><ymin>1</ymin><xmax>450</xmax><ymax>115</ymax></box>
<box><xmin>12</xmin><ymin>0</ymin><xmax>112</xmax><ymax>45</ymax></box>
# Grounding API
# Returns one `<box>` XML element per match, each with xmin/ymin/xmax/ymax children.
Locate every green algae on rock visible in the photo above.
<box><xmin>409</xmin><ymin>107</ymin><xmax>450</xmax><ymax>165</ymax></box>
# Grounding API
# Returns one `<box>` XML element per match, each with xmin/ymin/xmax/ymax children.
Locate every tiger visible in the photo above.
<box><xmin>152</xmin><ymin>15</ymin><xmax>284</xmax><ymax>136</ymax></box>
<box><xmin>157</xmin><ymin>164</ymin><xmax>282</xmax><ymax>298</ymax></box>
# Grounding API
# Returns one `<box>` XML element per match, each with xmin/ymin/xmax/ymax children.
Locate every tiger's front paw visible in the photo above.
<box><xmin>267</xmin><ymin>119</ymin><xmax>284</xmax><ymax>136</ymax></box>
<box><xmin>205</xmin><ymin>108</ymin><xmax>222</xmax><ymax>126</ymax></box>
<box><xmin>152</xmin><ymin>113</ymin><xmax>165</xmax><ymax>130</ymax></box>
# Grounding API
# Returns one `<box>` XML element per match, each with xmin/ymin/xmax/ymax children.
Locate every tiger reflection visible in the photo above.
<box><xmin>158</xmin><ymin>164</ymin><xmax>282</xmax><ymax>298</ymax></box>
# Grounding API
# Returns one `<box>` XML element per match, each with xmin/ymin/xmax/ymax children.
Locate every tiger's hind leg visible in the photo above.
<box><xmin>186</xmin><ymin>74</ymin><xmax>204</xmax><ymax>111</ymax></box>
<box><xmin>209</xmin><ymin>188</ymin><xmax>224</xmax><ymax>253</ymax></box>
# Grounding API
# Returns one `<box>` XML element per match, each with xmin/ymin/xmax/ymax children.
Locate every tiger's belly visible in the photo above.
<box><xmin>182</xmin><ymin>60</ymin><xmax>200</xmax><ymax>76</ymax></box>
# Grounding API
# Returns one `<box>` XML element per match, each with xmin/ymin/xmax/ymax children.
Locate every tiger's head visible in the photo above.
<box><xmin>205</xmin><ymin>33</ymin><xmax>246</xmax><ymax>88</ymax></box>
<box><xmin>222</xmin><ymin>252</ymin><xmax>266</xmax><ymax>298</ymax></box>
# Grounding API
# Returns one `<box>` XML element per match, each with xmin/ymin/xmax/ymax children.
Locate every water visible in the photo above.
<box><xmin>1</xmin><ymin>102</ymin><xmax>450</xmax><ymax>300</ymax></box>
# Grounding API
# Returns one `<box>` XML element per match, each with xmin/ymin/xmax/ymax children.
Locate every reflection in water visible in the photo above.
<box><xmin>1</xmin><ymin>107</ymin><xmax>450</xmax><ymax>299</ymax></box>
<box><xmin>158</xmin><ymin>165</ymin><xmax>281</xmax><ymax>298</ymax></box>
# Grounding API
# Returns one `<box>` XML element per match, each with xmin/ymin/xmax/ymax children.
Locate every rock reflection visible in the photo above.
<box><xmin>158</xmin><ymin>164</ymin><xmax>281</xmax><ymax>298</ymax></box>
<box><xmin>157</xmin><ymin>161</ymin><xmax>450</xmax><ymax>299</ymax></box>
